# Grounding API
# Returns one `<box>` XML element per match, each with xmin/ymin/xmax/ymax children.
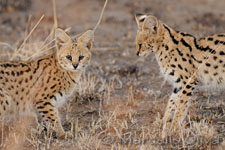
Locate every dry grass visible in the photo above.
<box><xmin>0</xmin><ymin>115</ymin><xmax>36</xmax><ymax>150</ymax></box>
<box><xmin>0</xmin><ymin>66</ymin><xmax>224</xmax><ymax>149</ymax></box>
<box><xmin>0</xmin><ymin>38</ymin><xmax>224</xmax><ymax>149</ymax></box>
<box><xmin>0</xmin><ymin>1</ymin><xmax>224</xmax><ymax>150</ymax></box>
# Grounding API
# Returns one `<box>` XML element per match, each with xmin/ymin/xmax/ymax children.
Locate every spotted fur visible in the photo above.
<box><xmin>0</xmin><ymin>28</ymin><xmax>94</xmax><ymax>138</ymax></box>
<box><xmin>135</xmin><ymin>14</ymin><xmax>225</xmax><ymax>137</ymax></box>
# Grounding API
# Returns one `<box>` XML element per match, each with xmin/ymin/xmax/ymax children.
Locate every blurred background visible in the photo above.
<box><xmin>1</xmin><ymin>0</ymin><xmax>225</xmax><ymax>45</ymax></box>
<box><xmin>0</xmin><ymin>0</ymin><xmax>224</xmax><ymax>149</ymax></box>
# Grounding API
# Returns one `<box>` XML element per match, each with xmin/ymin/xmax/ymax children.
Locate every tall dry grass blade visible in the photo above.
<box><xmin>40</xmin><ymin>0</ymin><xmax>58</xmax><ymax>51</ymax></box>
<box><xmin>21</xmin><ymin>0</ymin><xmax>58</xmax><ymax>61</ymax></box>
<box><xmin>0</xmin><ymin>42</ymin><xmax>13</xmax><ymax>51</ymax></box>
<box><xmin>93</xmin><ymin>0</ymin><xmax>108</xmax><ymax>32</ymax></box>
<box><xmin>72</xmin><ymin>0</ymin><xmax>108</xmax><ymax>42</ymax></box>
<box><xmin>19</xmin><ymin>15</ymin><xmax>44</xmax><ymax>50</ymax></box>
<box><xmin>52</xmin><ymin>0</ymin><xmax>58</xmax><ymax>29</ymax></box>
<box><xmin>24</xmin><ymin>15</ymin><xmax>32</xmax><ymax>44</ymax></box>
<box><xmin>24</xmin><ymin>45</ymin><xmax>56</xmax><ymax>61</ymax></box>
<box><xmin>12</xmin><ymin>15</ymin><xmax>45</xmax><ymax>60</ymax></box>
<box><xmin>40</xmin><ymin>39</ymin><xmax>55</xmax><ymax>51</ymax></box>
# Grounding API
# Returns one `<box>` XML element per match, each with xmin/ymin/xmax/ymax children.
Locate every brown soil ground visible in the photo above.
<box><xmin>0</xmin><ymin>0</ymin><xmax>224</xmax><ymax>149</ymax></box>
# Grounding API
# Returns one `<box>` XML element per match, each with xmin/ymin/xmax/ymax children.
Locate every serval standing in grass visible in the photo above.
<box><xmin>0</xmin><ymin>0</ymin><xmax>108</xmax><ymax>138</ymax></box>
<box><xmin>135</xmin><ymin>13</ymin><xmax>225</xmax><ymax>137</ymax></box>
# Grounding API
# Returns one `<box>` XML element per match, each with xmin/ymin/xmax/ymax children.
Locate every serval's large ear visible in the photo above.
<box><xmin>77</xmin><ymin>30</ymin><xmax>94</xmax><ymax>50</ymax></box>
<box><xmin>142</xmin><ymin>15</ymin><xmax>159</xmax><ymax>34</ymax></box>
<box><xmin>135</xmin><ymin>13</ymin><xmax>147</xmax><ymax>28</ymax></box>
<box><xmin>55</xmin><ymin>28</ymin><xmax>71</xmax><ymax>50</ymax></box>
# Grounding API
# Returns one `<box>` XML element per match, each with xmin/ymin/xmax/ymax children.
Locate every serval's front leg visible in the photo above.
<box><xmin>36</xmin><ymin>99</ymin><xmax>72</xmax><ymax>138</ymax></box>
<box><xmin>171</xmin><ymin>78</ymin><xmax>197</xmax><ymax>127</ymax></box>
<box><xmin>162</xmin><ymin>86</ymin><xmax>181</xmax><ymax>138</ymax></box>
<box><xmin>162</xmin><ymin>77</ymin><xmax>197</xmax><ymax>138</ymax></box>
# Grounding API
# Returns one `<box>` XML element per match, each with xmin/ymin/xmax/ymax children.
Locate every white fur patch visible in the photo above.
<box><xmin>55</xmin><ymin>89</ymin><xmax>76</xmax><ymax>108</ymax></box>
<box><xmin>140</xmin><ymin>15</ymin><xmax>147</xmax><ymax>20</ymax></box>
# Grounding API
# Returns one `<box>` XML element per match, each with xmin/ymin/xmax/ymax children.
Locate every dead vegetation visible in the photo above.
<box><xmin>0</xmin><ymin>73</ymin><xmax>223</xmax><ymax>149</ymax></box>
<box><xmin>0</xmin><ymin>0</ymin><xmax>224</xmax><ymax>149</ymax></box>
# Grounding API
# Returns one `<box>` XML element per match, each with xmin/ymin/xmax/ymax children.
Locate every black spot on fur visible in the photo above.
<box><xmin>205</xmin><ymin>63</ymin><xmax>211</xmax><ymax>67</ymax></box>
<box><xmin>43</xmin><ymin>102</ymin><xmax>54</xmax><ymax>107</ymax></box>
<box><xmin>40</xmin><ymin>111</ymin><xmax>48</xmax><ymax>114</ymax></box>
<box><xmin>214</xmin><ymin>40</ymin><xmax>225</xmax><ymax>45</ymax></box>
<box><xmin>171</xmin><ymin>64</ymin><xmax>176</xmax><ymax>68</ymax></box>
<box><xmin>219</xmin><ymin>51</ymin><xmax>225</xmax><ymax>55</ymax></box>
<box><xmin>165</xmin><ymin>45</ymin><xmax>169</xmax><ymax>50</ymax></box>
<box><xmin>214</xmin><ymin>72</ymin><xmax>218</xmax><ymax>76</ymax></box>
<box><xmin>217</xmin><ymin>34</ymin><xmax>225</xmax><ymax>37</ymax></box>
<box><xmin>50</xmin><ymin>84</ymin><xmax>57</xmax><ymax>89</ymax></box>
<box><xmin>173</xmin><ymin>88</ymin><xmax>178</xmax><ymax>93</ymax></box>
<box><xmin>182</xmin><ymin>58</ymin><xmax>187</xmax><ymax>61</ymax></box>
<box><xmin>176</xmin><ymin>48</ymin><xmax>183</xmax><ymax>56</ymax></box>
<box><xmin>169</xmin><ymin>70</ymin><xmax>175</xmax><ymax>76</ymax></box>
<box><xmin>207</xmin><ymin>37</ymin><xmax>213</xmax><ymax>41</ymax></box>
<box><xmin>187</xmin><ymin>92</ymin><xmax>192</xmax><ymax>96</ymax></box>
<box><xmin>49</xmin><ymin>95</ymin><xmax>56</xmax><ymax>100</ymax></box>
<box><xmin>178</xmin><ymin>64</ymin><xmax>183</xmax><ymax>70</ymax></box>
<box><xmin>37</xmin><ymin>106</ymin><xmax>44</xmax><ymax>109</ymax></box>
<box><xmin>176</xmin><ymin>78</ymin><xmax>181</xmax><ymax>83</ymax></box>
<box><xmin>214</xmin><ymin>40</ymin><xmax>219</xmax><ymax>45</ymax></box>
<box><xmin>180</xmin><ymin>75</ymin><xmax>183</xmax><ymax>79</ymax></box>
<box><xmin>186</xmin><ymin>85</ymin><xmax>192</xmax><ymax>89</ymax></box>
<box><xmin>188</xmin><ymin>59</ymin><xmax>192</xmax><ymax>64</ymax></box>
<box><xmin>173</xmin><ymin>87</ymin><xmax>181</xmax><ymax>94</ymax></box>
<box><xmin>182</xmin><ymin>90</ymin><xmax>187</xmax><ymax>94</ymax></box>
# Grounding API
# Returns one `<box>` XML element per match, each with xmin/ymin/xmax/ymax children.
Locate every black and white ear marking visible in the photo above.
<box><xmin>135</xmin><ymin>13</ymin><xmax>147</xmax><ymax>25</ymax></box>
<box><xmin>55</xmin><ymin>28</ymin><xmax>71</xmax><ymax>50</ymax></box>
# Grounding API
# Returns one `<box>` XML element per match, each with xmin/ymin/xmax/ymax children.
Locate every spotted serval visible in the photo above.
<box><xmin>0</xmin><ymin>0</ymin><xmax>108</xmax><ymax>138</ymax></box>
<box><xmin>135</xmin><ymin>14</ymin><xmax>225</xmax><ymax>137</ymax></box>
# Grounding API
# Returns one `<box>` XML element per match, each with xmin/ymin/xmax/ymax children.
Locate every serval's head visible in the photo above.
<box><xmin>135</xmin><ymin>14</ymin><xmax>161</xmax><ymax>57</ymax></box>
<box><xmin>55</xmin><ymin>28</ymin><xmax>93</xmax><ymax>72</ymax></box>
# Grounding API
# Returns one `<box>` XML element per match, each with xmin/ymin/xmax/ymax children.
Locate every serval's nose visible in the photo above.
<box><xmin>73</xmin><ymin>64</ymin><xmax>78</xmax><ymax>69</ymax></box>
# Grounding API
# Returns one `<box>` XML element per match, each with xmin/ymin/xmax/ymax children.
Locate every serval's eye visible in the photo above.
<box><xmin>79</xmin><ymin>56</ymin><xmax>84</xmax><ymax>61</ymax></box>
<box><xmin>66</xmin><ymin>55</ymin><xmax>72</xmax><ymax>61</ymax></box>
